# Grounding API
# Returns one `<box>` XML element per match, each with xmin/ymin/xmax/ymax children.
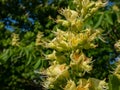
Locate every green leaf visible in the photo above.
<box><xmin>0</xmin><ymin>49</ymin><xmax>10</xmax><ymax>62</ymax></box>
<box><xmin>94</xmin><ymin>14</ymin><xmax>104</xmax><ymax>28</ymax></box>
<box><xmin>19</xmin><ymin>47</ymin><xmax>25</xmax><ymax>57</ymax></box>
<box><xmin>105</xmin><ymin>13</ymin><xmax>113</xmax><ymax>25</ymax></box>
<box><xmin>116</xmin><ymin>12</ymin><xmax>120</xmax><ymax>23</ymax></box>
<box><xmin>25</xmin><ymin>48</ymin><xmax>29</xmax><ymax>58</ymax></box>
<box><xmin>26</xmin><ymin>55</ymin><xmax>32</xmax><ymax>66</ymax></box>
<box><xmin>34</xmin><ymin>59</ymin><xmax>41</xmax><ymax>69</ymax></box>
<box><xmin>109</xmin><ymin>75</ymin><xmax>120</xmax><ymax>90</ymax></box>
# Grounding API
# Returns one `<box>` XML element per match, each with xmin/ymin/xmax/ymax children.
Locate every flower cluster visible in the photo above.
<box><xmin>64</xmin><ymin>78</ymin><xmax>108</xmax><ymax>90</ymax></box>
<box><xmin>57</xmin><ymin>0</ymin><xmax>107</xmax><ymax>30</ymax></box>
<box><xmin>43</xmin><ymin>63</ymin><xmax>69</xmax><ymax>89</ymax></box>
<box><xmin>11</xmin><ymin>33</ymin><xmax>20</xmax><ymax>46</ymax></box>
<box><xmin>47</xmin><ymin>28</ymin><xmax>100</xmax><ymax>51</ymax></box>
<box><xmin>70</xmin><ymin>50</ymin><xmax>92</xmax><ymax>74</ymax></box>
<box><xmin>41</xmin><ymin>0</ymin><xmax>108</xmax><ymax>89</ymax></box>
<box><xmin>73</xmin><ymin>0</ymin><xmax>107</xmax><ymax>20</ymax></box>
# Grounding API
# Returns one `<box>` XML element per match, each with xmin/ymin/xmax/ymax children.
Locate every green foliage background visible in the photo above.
<box><xmin>0</xmin><ymin>0</ymin><xmax>69</xmax><ymax>89</ymax></box>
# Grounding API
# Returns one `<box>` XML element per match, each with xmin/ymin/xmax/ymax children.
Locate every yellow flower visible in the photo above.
<box><xmin>47</xmin><ymin>41</ymin><xmax>56</xmax><ymax>48</ymax></box>
<box><xmin>75</xmin><ymin>20</ymin><xmax>83</xmax><ymax>30</ymax></box>
<box><xmin>82</xmin><ymin>0</ymin><xmax>90</xmax><ymax>8</ymax></box>
<box><xmin>46</xmin><ymin>64</ymin><xmax>69</xmax><ymax>77</ymax></box>
<box><xmin>11</xmin><ymin>33</ymin><xmax>20</xmax><ymax>46</ymax></box>
<box><xmin>43</xmin><ymin>63</ymin><xmax>69</xmax><ymax>89</ymax></box>
<box><xmin>47</xmin><ymin>28</ymin><xmax>99</xmax><ymax>51</ymax></box>
<box><xmin>77</xmin><ymin>79</ymin><xmax>90</xmax><ymax>90</ymax></box>
<box><xmin>70</xmin><ymin>50</ymin><xmax>92</xmax><ymax>73</ymax></box>
<box><xmin>90</xmin><ymin>7</ymin><xmax>99</xmax><ymax>14</ymax></box>
<box><xmin>114</xmin><ymin>65</ymin><xmax>120</xmax><ymax>75</ymax></box>
<box><xmin>70</xmin><ymin>36</ymin><xmax>79</xmax><ymax>48</ymax></box>
<box><xmin>114</xmin><ymin>40</ymin><xmax>120</xmax><ymax>51</ymax></box>
<box><xmin>35</xmin><ymin>31</ymin><xmax>43</xmax><ymax>46</ymax></box>
<box><xmin>98</xmin><ymin>80</ymin><xmax>108</xmax><ymax>90</ymax></box>
<box><xmin>70</xmin><ymin>50</ymin><xmax>83</xmax><ymax>63</ymax></box>
<box><xmin>114</xmin><ymin>61</ymin><xmax>120</xmax><ymax>79</ymax></box>
<box><xmin>56</xmin><ymin>19</ymin><xmax>70</xmax><ymax>27</ymax></box>
<box><xmin>82</xmin><ymin>60</ymin><xmax>92</xmax><ymax>72</ymax></box>
<box><xmin>86</xmin><ymin>1</ymin><xmax>95</xmax><ymax>9</ymax></box>
<box><xmin>46</xmin><ymin>50</ymin><xmax>57</xmax><ymax>60</ymax></box>
<box><xmin>80</xmin><ymin>33</ymin><xmax>88</xmax><ymax>42</ymax></box>
<box><xmin>43</xmin><ymin>77</ymin><xmax>55</xmax><ymax>89</ymax></box>
<box><xmin>64</xmin><ymin>80</ymin><xmax>77</xmax><ymax>90</ymax></box>
<box><xmin>47</xmin><ymin>29</ymin><xmax>80</xmax><ymax>51</ymax></box>
<box><xmin>112</xmin><ymin>5</ymin><xmax>119</xmax><ymax>12</ymax></box>
<box><xmin>59</xmin><ymin>41</ymin><xmax>69</xmax><ymax>49</ymax></box>
<box><xmin>59</xmin><ymin>8</ymin><xmax>78</xmax><ymax>21</ymax></box>
<box><xmin>95</xmin><ymin>1</ymin><xmax>107</xmax><ymax>7</ymax></box>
